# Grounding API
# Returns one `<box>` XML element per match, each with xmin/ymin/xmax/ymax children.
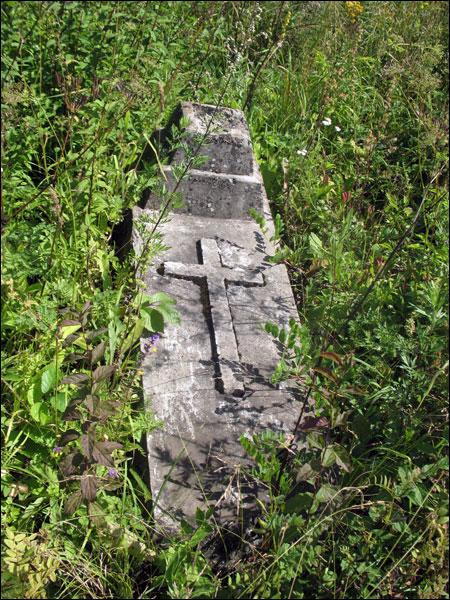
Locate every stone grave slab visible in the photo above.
<box><xmin>133</xmin><ymin>103</ymin><xmax>302</xmax><ymax>531</ymax></box>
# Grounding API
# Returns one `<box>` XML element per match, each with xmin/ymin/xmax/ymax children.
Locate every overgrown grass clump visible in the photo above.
<box><xmin>2</xmin><ymin>2</ymin><xmax>448</xmax><ymax>598</ymax></box>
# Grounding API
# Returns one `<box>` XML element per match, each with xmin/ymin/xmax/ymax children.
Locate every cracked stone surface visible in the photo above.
<box><xmin>133</xmin><ymin>102</ymin><xmax>303</xmax><ymax>531</ymax></box>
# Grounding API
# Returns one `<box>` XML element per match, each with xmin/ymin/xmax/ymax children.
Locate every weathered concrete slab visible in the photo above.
<box><xmin>171</xmin><ymin>102</ymin><xmax>255</xmax><ymax>176</ymax></box>
<box><xmin>134</xmin><ymin>103</ymin><xmax>302</xmax><ymax>531</ymax></box>
<box><xmin>145</xmin><ymin>166</ymin><xmax>265</xmax><ymax>219</ymax></box>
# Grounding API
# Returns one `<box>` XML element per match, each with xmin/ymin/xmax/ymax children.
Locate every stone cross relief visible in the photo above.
<box><xmin>158</xmin><ymin>237</ymin><xmax>264</xmax><ymax>397</ymax></box>
<box><xmin>135</xmin><ymin>102</ymin><xmax>301</xmax><ymax>528</ymax></box>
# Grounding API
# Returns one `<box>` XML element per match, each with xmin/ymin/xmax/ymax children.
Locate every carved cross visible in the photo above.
<box><xmin>160</xmin><ymin>238</ymin><xmax>264</xmax><ymax>396</ymax></box>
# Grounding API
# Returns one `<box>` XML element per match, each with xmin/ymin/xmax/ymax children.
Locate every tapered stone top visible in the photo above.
<box><xmin>172</xmin><ymin>103</ymin><xmax>254</xmax><ymax>176</ymax></box>
<box><xmin>144</xmin><ymin>102</ymin><xmax>266</xmax><ymax>219</ymax></box>
<box><xmin>134</xmin><ymin>103</ymin><xmax>305</xmax><ymax>532</ymax></box>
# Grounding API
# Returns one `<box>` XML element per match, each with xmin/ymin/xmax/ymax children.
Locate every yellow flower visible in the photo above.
<box><xmin>345</xmin><ymin>1</ymin><xmax>364</xmax><ymax>23</ymax></box>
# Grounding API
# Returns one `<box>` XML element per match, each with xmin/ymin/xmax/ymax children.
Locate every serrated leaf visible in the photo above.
<box><xmin>63</xmin><ymin>332</ymin><xmax>82</xmax><ymax>347</ymax></box>
<box><xmin>61</xmin><ymin>373</ymin><xmax>90</xmax><ymax>386</ymax></box>
<box><xmin>330</xmin><ymin>408</ymin><xmax>350</xmax><ymax>429</ymax></box>
<box><xmin>81</xmin><ymin>433</ymin><xmax>95</xmax><ymax>460</ymax></box>
<box><xmin>62</xmin><ymin>397</ymin><xmax>83</xmax><ymax>421</ymax></box>
<box><xmin>59</xmin><ymin>451</ymin><xmax>83</xmax><ymax>477</ymax></box>
<box><xmin>64</xmin><ymin>353</ymin><xmax>87</xmax><ymax>364</ymax></box>
<box><xmin>96</xmin><ymin>399</ymin><xmax>121</xmax><ymax>418</ymax></box>
<box><xmin>64</xmin><ymin>490</ymin><xmax>83</xmax><ymax>515</ymax></box>
<box><xmin>80</xmin><ymin>474</ymin><xmax>97</xmax><ymax>502</ymax></box>
<box><xmin>90</xmin><ymin>341</ymin><xmax>106</xmax><ymax>364</ymax></box>
<box><xmin>85</xmin><ymin>328</ymin><xmax>108</xmax><ymax>341</ymax></box>
<box><xmin>333</xmin><ymin>445</ymin><xmax>351</xmax><ymax>471</ymax></box>
<box><xmin>60</xmin><ymin>319</ymin><xmax>81</xmax><ymax>327</ymax></box>
<box><xmin>92</xmin><ymin>365</ymin><xmax>116</xmax><ymax>383</ymax></box>
<box><xmin>58</xmin><ymin>429</ymin><xmax>79</xmax><ymax>446</ymax></box>
<box><xmin>145</xmin><ymin>292</ymin><xmax>180</xmax><ymax>325</ymax></box>
<box><xmin>321</xmin><ymin>444</ymin><xmax>352</xmax><ymax>472</ymax></box>
<box><xmin>92</xmin><ymin>441</ymin><xmax>122</xmax><ymax>467</ymax></box>
<box><xmin>103</xmin><ymin>480</ymin><xmax>123</xmax><ymax>491</ymax></box>
<box><xmin>85</xmin><ymin>394</ymin><xmax>99</xmax><ymax>414</ymax></box>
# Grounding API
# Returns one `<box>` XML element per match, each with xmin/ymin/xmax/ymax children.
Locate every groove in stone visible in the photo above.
<box><xmin>159</xmin><ymin>238</ymin><xmax>264</xmax><ymax>396</ymax></box>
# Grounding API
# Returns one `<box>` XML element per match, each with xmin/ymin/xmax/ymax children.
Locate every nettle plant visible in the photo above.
<box><xmin>243</xmin><ymin>317</ymin><xmax>367</xmax><ymax>513</ymax></box>
<box><xmin>52</xmin><ymin>295</ymin><xmax>177</xmax><ymax>518</ymax></box>
<box><xmin>53</xmin><ymin>302</ymin><xmax>124</xmax><ymax>516</ymax></box>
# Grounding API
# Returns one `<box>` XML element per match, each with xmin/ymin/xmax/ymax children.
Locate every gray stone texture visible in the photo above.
<box><xmin>134</xmin><ymin>103</ymin><xmax>302</xmax><ymax>531</ymax></box>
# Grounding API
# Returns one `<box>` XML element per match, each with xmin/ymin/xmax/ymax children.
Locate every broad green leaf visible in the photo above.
<box><xmin>150</xmin><ymin>309</ymin><xmax>164</xmax><ymax>332</ymax></box>
<box><xmin>306</xmin><ymin>431</ymin><xmax>325</xmax><ymax>450</ymax></box>
<box><xmin>88</xmin><ymin>501</ymin><xmax>107</xmax><ymax>528</ymax></box>
<box><xmin>316</xmin><ymin>484</ymin><xmax>338</xmax><ymax>503</ymax></box>
<box><xmin>60</xmin><ymin>323</ymin><xmax>82</xmax><ymax>341</ymax></box>
<box><xmin>27</xmin><ymin>382</ymin><xmax>42</xmax><ymax>406</ymax></box>
<box><xmin>121</xmin><ymin>318</ymin><xmax>144</xmax><ymax>355</ymax></box>
<box><xmin>322</xmin><ymin>446</ymin><xmax>338</xmax><ymax>468</ymax></box>
<box><xmin>322</xmin><ymin>444</ymin><xmax>351</xmax><ymax>472</ymax></box>
<box><xmin>50</xmin><ymin>392</ymin><xmax>67</xmax><ymax>412</ymax></box>
<box><xmin>309</xmin><ymin>232</ymin><xmax>324</xmax><ymax>257</ymax></box>
<box><xmin>332</xmin><ymin>444</ymin><xmax>352</xmax><ymax>472</ymax></box>
<box><xmin>285</xmin><ymin>492</ymin><xmax>314</xmax><ymax>513</ymax></box>
<box><xmin>296</xmin><ymin>462</ymin><xmax>318</xmax><ymax>483</ymax></box>
<box><xmin>141</xmin><ymin>306</ymin><xmax>165</xmax><ymax>332</ymax></box>
<box><xmin>30</xmin><ymin>402</ymin><xmax>53</xmax><ymax>425</ymax></box>
<box><xmin>351</xmin><ymin>413</ymin><xmax>371</xmax><ymax>444</ymax></box>
<box><xmin>41</xmin><ymin>365</ymin><xmax>57</xmax><ymax>394</ymax></box>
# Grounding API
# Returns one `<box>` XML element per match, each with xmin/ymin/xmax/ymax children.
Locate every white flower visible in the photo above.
<box><xmin>321</xmin><ymin>117</ymin><xmax>332</xmax><ymax>126</ymax></box>
<box><xmin>296</xmin><ymin>148</ymin><xmax>308</xmax><ymax>156</ymax></box>
<box><xmin>335</xmin><ymin>125</ymin><xmax>341</xmax><ymax>132</ymax></box>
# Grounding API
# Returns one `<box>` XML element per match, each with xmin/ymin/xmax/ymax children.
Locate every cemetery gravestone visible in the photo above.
<box><xmin>133</xmin><ymin>102</ymin><xmax>302</xmax><ymax>531</ymax></box>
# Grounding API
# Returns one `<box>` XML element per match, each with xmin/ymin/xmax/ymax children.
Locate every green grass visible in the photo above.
<box><xmin>2</xmin><ymin>1</ymin><xmax>448</xmax><ymax>598</ymax></box>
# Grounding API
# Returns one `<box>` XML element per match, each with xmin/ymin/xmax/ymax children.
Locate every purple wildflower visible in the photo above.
<box><xmin>142</xmin><ymin>333</ymin><xmax>161</xmax><ymax>353</ymax></box>
<box><xmin>108</xmin><ymin>468</ymin><xmax>119</xmax><ymax>479</ymax></box>
<box><xmin>53</xmin><ymin>446</ymin><xmax>63</xmax><ymax>454</ymax></box>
